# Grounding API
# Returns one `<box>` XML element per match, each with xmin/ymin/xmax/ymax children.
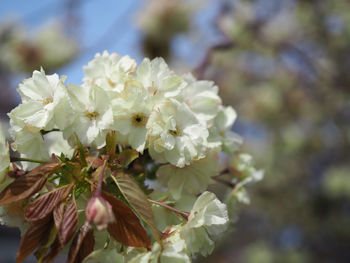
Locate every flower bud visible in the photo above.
<box><xmin>85</xmin><ymin>196</ymin><xmax>115</xmax><ymax>231</ymax></box>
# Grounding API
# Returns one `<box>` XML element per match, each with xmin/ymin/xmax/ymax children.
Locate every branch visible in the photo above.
<box><xmin>148</xmin><ymin>199</ymin><xmax>189</xmax><ymax>220</ymax></box>
<box><xmin>10</xmin><ymin>156</ymin><xmax>49</xmax><ymax>164</ymax></box>
<box><xmin>194</xmin><ymin>2</ymin><xmax>234</xmax><ymax>79</ymax></box>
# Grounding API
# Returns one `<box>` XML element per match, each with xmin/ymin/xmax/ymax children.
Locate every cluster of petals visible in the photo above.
<box><xmin>2</xmin><ymin>51</ymin><xmax>257</xmax><ymax>263</ymax></box>
<box><xmin>8</xmin><ymin>51</ymin><xmax>242</xmax><ymax>169</ymax></box>
<box><xmin>126</xmin><ymin>192</ymin><xmax>228</xmax><ymax>263</ymax></box>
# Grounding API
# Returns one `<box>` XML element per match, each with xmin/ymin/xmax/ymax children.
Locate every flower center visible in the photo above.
<box><xmin>85</xmin><ymin>111</ymin><xmax>99</xmax><ymax>120</ymax></box>
<box><xmin>132</xmin><ymin>113</ymin><xmax>148</xmax><ymax>126</ymax></box>
<box><xmin>169</xmin><ymin>127</ymin><xmax>181</xmax><ymax>137</ymax></box>
<box><xmin>107</xmin><ymin>77</ymin><xmax>116</xmax><ymax>87</ymax></box>
<box><xmin>43</xmin><ymin>97</ymin><xmax>53</xmax><ymax>105</ymax></box>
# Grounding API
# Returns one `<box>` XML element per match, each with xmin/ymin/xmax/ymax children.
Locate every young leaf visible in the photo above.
<box><xmin>105</xmin><ymin>130</ymin><xmax>117</xmax><ymax>159</ymax></box>
<box><xmin>102</xmin><ymin>191</ymin><xmax>151</xmax><ymax>248</ymax></box>
<box><xmin>53</xmin><ymin>202</ymin><xmax>65</xmax><ymax>232</ymax></box>
<box><xmin>42</xmin><ymin>197</ymin><xmax>79</xmax><ymax>263</ymax></box>
<box><xmin>0</xmin><ymin>163</ymin><xmax>62</xmax><ymax>206</ymax></box>
<box><xmin>112</xmin><ymin>172</ymin><xmax>161</xmax><ymax>242</ymax></box>
<box><xmin>68</xmin><ymin>222</ymin><xmax>95</xmax><ymax>263</ymax></box>
<box><xmin>16</xmin><ymin>216</ymin><xmax>53</xmax><ymax>263</ymax></box>
<box><xmin>24</xmin><ymin>184</ymin><xmax>73</xmax><ymax>222</ymax></box>
<box><xmin>60</xmin><ymin>196</ymin><xmax>78</xmax><ymax>245</ymax></box>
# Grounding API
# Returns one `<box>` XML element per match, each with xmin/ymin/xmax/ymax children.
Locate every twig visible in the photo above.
<box><xmin>194</xmin><ymin>2</ymin><xmax>234</xmax><ymax>79</ymax></box>
<box><xmin>148</xmin><ymin>199</ymin><xmax>189</xmax><ymax>220</ymax></box>
<box><xmin>10</xmin><ymin>156</ymin><xmax>49</xmax><ymax>164</ymax></box>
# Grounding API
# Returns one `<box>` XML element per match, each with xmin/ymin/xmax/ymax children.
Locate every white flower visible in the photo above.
<box><xmin>136</xmin><ymin>57</ymin><xmax>185</xmax><ymax>99</ymax></box>
<box><xmin>64</xmin><ymin>84</ymin><xmax>113</xmax><ymax>148</ymax></box>
<box><xmin>111</xmin><ymin>81</ymin><xmax>155</xmax><ymax>152</ymax></box>
<box><xmin>0</xmin><ymin>204</ymin><xmax>27</xmax><ymax>232</ymax></box>
<box><xmin>8</xmin><ymin>69</ymin><xmax>72</xmax><ymax>132</ymax></box>
<box><xmin>161</xmin><ymin>226</ymin><xmax>191</xmax><ymax>263</ymax></box>
<box><xmin>181</xmin><ymin>191</ymin><xmax>229</xmax><ymax>257</ymax></box>
<box><xmin>126</xmin><ymin>226</ymin><xmax>190</xmax><ymax>263</ymax></box>
<box><xmin>43</xmin><ymin>131</ymin><xmax>74</xmax><ymax>159</ymax></box>
<box><xmin>83</xmin><ymin>51</ymin><xmax>136</xmax><ymax>93</ymax></box>
<box><xmin>10</xmin><ymin>124</ymin><xmax>49</xmax><ymax>170</ymax></box>
<box><xmin>83</xmin><ymin>249</ymin><xmax>124</xmax><ymax>263</ymax></box>
<box><xmin>126</xmin><ymin>243</ymin><xmax>161</xmax><ymax>263</ymax></box>
<box><xmin>157</xmin><ymin>148</ymin><xmax>219</xmax><ymax>200</ymax></box>
<box><xmin>177</xmin><ymin>74</ymin><xmax>221</xmax><ymax>124</ymax></box>
<box><xmin>0</xmin><ymin>125</ymin><xmax>10</xmax><ymax>183</ymax></box>
<box><xmin>208</xmin><ymin>106</ymin><xmax>242</xmax><ymax>153</ymax></box>
<box><xmin>147</xmin><ymin>99</ymin><xmax>209</xmax><ymax>167</ymax></box>
<box><xmin>232</xmin><ymin>153</ymin><xmax>264</xmax><ymax>187</ymax></box>
<box><xmin>34</xmin><ymin>22</ymin><xmax>78</xmax><ymax>72</ymax></box>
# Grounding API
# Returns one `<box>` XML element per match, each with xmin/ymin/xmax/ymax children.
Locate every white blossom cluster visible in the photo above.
<box><xmin>8</xmin><ymin>51</ymin><xmax>239</xmax><ymax>169</ymax></box>
<box><xmin>0</xmin><ymin>51</ymin><xmax>263</xmax><ymax>262</ymax></box>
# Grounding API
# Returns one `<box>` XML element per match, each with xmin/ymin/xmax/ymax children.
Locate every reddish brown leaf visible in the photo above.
<box><xmin>85</xmin><ymin>156</ymin><xmax>104</xmax><ymax>168</ymax></box>
<box><xmin>102</xmin><ymin>191</ymin><xmax>151</xmax><ymax>248</ymax></box>
<box><xmin>16</xmin><ymin>216</ymin><xmax>53</xmax><ymax>263</ymax></box>
<box><xmin>60</xmin><ymin>197</ymin><xmax>78</xmax><ymax>245</ymax></box>
<box><xmin>24</xmin><ymin>184</ymin><xmax>73</xmax><ymax>222</ymax></box>
<box><xmin>68</xmin><ymin>222</ymin><xmax>95</xmax><ymax>263</ymax></box>
<box><xmin>113</xmin><ymin>172</ymin><xmax>161</xmax><ymax>242</ymax></box>
<box><xmin>0</xmin><ymin>163</ymin><xmax>62</xmax><ymax>206</ymax></box>
<box><xmin>53</xmin><ymin>202</ymin><xmax>65</xmax><ymax>232</ymax></box>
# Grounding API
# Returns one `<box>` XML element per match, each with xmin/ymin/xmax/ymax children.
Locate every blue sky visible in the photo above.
<box><xmin>1</xmin><ymin>0</ymin><xmax>222</xmax><ymax>85</ymax></box>
<box><xmin>1</xmin><ymin>0</ymin><xmax>144</xmax><ymax>83</ymax></box>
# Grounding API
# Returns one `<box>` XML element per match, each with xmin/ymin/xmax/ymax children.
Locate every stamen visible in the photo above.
<box><xmin>169</xmin><ymin>127</ymin><xmax>181</xmax><ymax>136</ymax></box>
<box><xmin>43</xmin><ymin>97</ymin><xmax>53</xmax><ymax>105</ymax></box>
<box><xmin>132</xmin><ymin>113</ymin><xmax>148</xmax><ymax>126</ymax></box>
<box><xmin>85</xmin><ymin>111</ymin><xmax>99</xmax><ymax>120</ymax></box>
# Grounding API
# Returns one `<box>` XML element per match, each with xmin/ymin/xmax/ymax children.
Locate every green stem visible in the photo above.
<box><xmin>148</xmin><ymin>199</ymin><xmax>189</xmax><ymax>220</ymax></box>
<box><xmin>40</xmin><ymin>128</ymin><xmax>60</xmax><ymax>135</ymax></box>
<box><xmin>10</xmin><ymin>156</ymin><xmax>49</xmax><ymax>164</ymax></box>
<box><xmin>74</xmin><ymin>133</ymin><xmax>87</xmax><ymax>167</ymax></box>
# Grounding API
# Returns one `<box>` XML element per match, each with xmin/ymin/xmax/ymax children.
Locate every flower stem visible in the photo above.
<box><xmin>10</xmin><ymin>156</ymin><xmax>49</xmax><ymax>164</ymax></box>
<box><xmin>148</xmin><ymin>199</ymin><xmax>189</xmax><ymax>220</ymax></box>
<box><xmin>40</xmin><ymin>128</ymin><xmax>60</xmax><ymax>135</ymax></box>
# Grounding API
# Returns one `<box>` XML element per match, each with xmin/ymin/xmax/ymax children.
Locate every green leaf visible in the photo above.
<box><xmin>112</xmin><ymin>173</ymin><xmax>161</xmax><ymax>242</ymax></box>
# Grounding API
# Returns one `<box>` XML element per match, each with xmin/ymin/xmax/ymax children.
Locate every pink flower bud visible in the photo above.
<box><xmin>85</xmin><ymin>196</ymin><xmax>115</xmax><ymax>231</ymax></box>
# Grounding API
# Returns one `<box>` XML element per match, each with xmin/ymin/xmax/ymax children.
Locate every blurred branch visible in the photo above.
<box><xmin>194</xmin><ymin>2</ymin><xmax>234</xmax><ymax>79</ymax></box>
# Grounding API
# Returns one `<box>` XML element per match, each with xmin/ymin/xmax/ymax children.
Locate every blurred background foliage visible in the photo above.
<box><xmin>0</xmin><ymin>0</ymin><xmax>349</xmax><ymax>262</ymax></box>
